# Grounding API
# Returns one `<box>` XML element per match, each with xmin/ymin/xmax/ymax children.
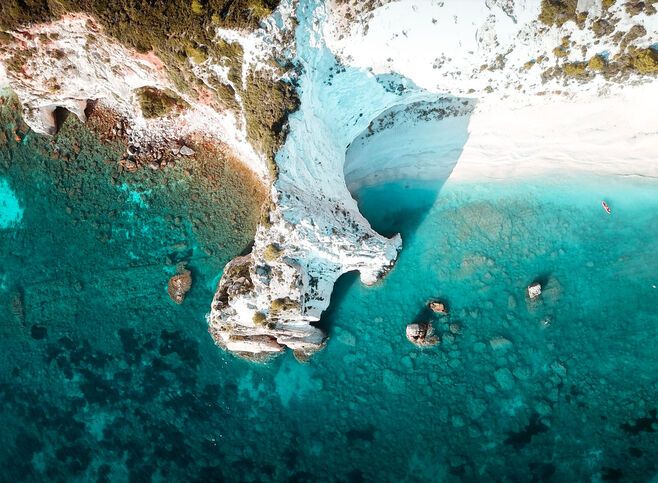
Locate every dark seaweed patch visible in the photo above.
<box><xmin>30</xmin><ymin>324</ymin><xmax>47</xmax><ymax>339</ymax></box>
<box><xmin>346</xmin><ymin>424</ymin><xmax>376</xmax><ymax>444</ymax></box>
<box><xmin>601</xmin><ymin>467</ymin><xmax>624</xmax><ymax>481</ymax></box>
<box><xmin>621</xmin><ymin>409</ymin><xmax>658</xmax><ymax>435</ymax></box>
<box><xmin>505</xmin><ymin>413</ymin><xmax>549</xmax><ymax>450</ymax></box>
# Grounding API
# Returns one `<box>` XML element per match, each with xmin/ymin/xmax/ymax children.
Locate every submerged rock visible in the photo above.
<box><xmin>489</xmin><ymin>336</ymin><xmax>513</xmax><ymax>351</ymax></box>
<box><xmin>494</xmin><ymin>367</ymin><xmax>515</xmax><ymax>391</ymax></box>
<box><xmin>406</xmin><ymin>322</ymin><xmax>440</xmax><ymax>347</ymax></box>
<box><xmin>428</xmin><ymin>300</ymin><xmax>448</xmax><ymax>314</ymax></box>
<box><xmin>527</xmin><ymin>282</ymin><xmax>542</xmax><ymax>300</ymax></box>
<box><xmin>168</xmin><ymin>266</ymin><xmax>192</xmax><ymax>304</ymax></box>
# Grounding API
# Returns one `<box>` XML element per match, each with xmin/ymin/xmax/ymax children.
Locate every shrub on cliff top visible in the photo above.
<box><xmin>539</xmin><ymin>0</ymin><xmax>578</xmax><ymax>26</ymax></box>
<box><xmin>0</xmin><ymin>0</ymin><xmax>279</xmax><ymax>33</ymax></box>
<box><xmin>270</xmin><ymin>297</ymin><xmax>299</xmax><ymax>314</ymax></box>
<box><xmin>563</xmin><ymin>61</ymin><xmax>589</xmax><ymax>78</ymax></box>
<box><xmin>241</xmin><ymin>69</ymin><xmax>299</xmax><ymax>162</ymax></box>
<box><xmin>627</xmin><ymin>47</ymin><xmax>658</xmax><ymax>74</ymax></box>
<box><xmin>252</xmin><ymin>311</ymin><xmax>267</xmax><ymax>326</ymax></box>
<box><xmin>262</xmin><ymin>243</ymin><xmax>282</xmax><ymax>262</ymax></box>
<box><xmin>588</xmin><ymin>55</ymin><xmax>606</xmax><ymax>71</ymax></box>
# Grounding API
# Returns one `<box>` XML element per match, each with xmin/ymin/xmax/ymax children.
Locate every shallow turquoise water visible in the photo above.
<box><xmin>0</xmin><ymin>176</ymin><xmax>22</xmax><ymax>228</ymax></box>
<box><xmin>2</xmin><ymin>121</ymin><xmax>658</xmax><ymax>483</ymax></box>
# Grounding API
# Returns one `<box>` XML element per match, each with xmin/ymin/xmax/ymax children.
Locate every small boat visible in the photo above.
<box><xmin>602</xmin><ymin>200</ymin><xmax>611</xmax><ymax>214</ymax></box>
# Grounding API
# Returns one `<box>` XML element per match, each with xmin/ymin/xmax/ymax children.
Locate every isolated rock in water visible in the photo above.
<box><xmin>429</xmin><ymin>300</ymin><xmax>448</xmax><ymax>314</ymax></box>
<box><xmin>168</xmin><ymin>268</ymin><xmax>192</xmax><ymax>304</ymax></box>
<box><xmin>179</xmin><ymin>145</ymin><xmax>195</xmax><ymax>156</ymax></box>
<box><xmin>527</xmin><ymin>282</ymin><xmax>542</xmax><ymax>300</ymax></box>
<box><xmin>406</xmin><ymin>322</ymin><xmax>440</xmax><ymax>347</ymax></box>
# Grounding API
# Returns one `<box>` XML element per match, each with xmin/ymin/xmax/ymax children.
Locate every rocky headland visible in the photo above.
<box><xmin>1</xmin><ymin>0</ymin><xmax>658</xmax><ymax>361</ymax></box>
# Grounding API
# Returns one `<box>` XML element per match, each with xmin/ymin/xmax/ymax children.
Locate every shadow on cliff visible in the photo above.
<box><xmin>313</xmin><ymin>270</ymin><xmax>360</xmax><ymax>336</ymax></box>
<box><xmin>344</xmin><ymin>95</ymin><xmax>475</xmax><ymax>240</ymax></box>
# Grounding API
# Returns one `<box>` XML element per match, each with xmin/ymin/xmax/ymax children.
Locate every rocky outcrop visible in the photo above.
<box><xmin>429</xmin><ymin>301</ymin><xmax>448</xmax><ymax>314</ymax></box>
<box><xmin>406</xmin><ymin>323</ymin><xmax>440</xmax><ymax>347</ymax></box>
<box><xmin>527</xmin><ymin>282</ymin><xmax>542</xmax><ymax>300</ymax></box>
<box><xmin>168</xmin><ymin>267</ymin><xmax>192</xmax><ymax>305</ymax></box>
<box><xmin>208</xmin><ymin>202</ymin><xmax>401</xmax><ymax>360</ymax></box>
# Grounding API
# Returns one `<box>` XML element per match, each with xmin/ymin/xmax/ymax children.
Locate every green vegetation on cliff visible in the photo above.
<box><xmin>0</xmin><ymin>1</ymin><xmax>278</xmax><ymax>38</ymax></box>
<box><xmin>0</xmin><ymin>0</ymin><xmax>299</xmax><ymax>170</ymax></box>
<box><xmin>242</xmin><ymin>70</ymin><xmax>299</xmax><ymax>165</ymax></box>
<box><xmin>136</xmin><ymin>87</ymin><xmax>188</xmax><ymax>119</ymax></box>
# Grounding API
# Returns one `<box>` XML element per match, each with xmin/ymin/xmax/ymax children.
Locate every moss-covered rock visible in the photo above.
<box><xmin>563</xmin><ymin>61</ymin><xmax>589</xmax><ymax>78</ymax></box>
<box><xmin>539</xmin><ymin>0</ymin><xmax>578</xmax><ymax>26</ymax></box>
<box><xmin>135</xmin><ymin>87</ymin><xmax>188</xmax><ymax>119</ymax></box>
<box><xmin>262</xmin><ymin>243</ymin><xmax>282</xmax><ymax>262</ymax></box>
<box><xmin>626</xmin><ymin>47</ymin><xmax>658</xmax><ymax>74</ymax></box>
<box><xmin>587</xmin><ymin>54</ymin><xmax>606</xmax><ymax>71</ymax></box>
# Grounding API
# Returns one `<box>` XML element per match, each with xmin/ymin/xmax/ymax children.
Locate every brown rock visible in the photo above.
<box><xmin>429</xmin><ymin>300</ymin><xmax>448</xmax><ymax>314</ymax></box>
<box><xmin>168</xmin><ymin>268</ymin><xmax>192</xmax><ymax>304</ymax></box>
<box><xmin>406</xmin><ymin>322</ymin><xmax>440</xmax><ymax>347</ymax></box>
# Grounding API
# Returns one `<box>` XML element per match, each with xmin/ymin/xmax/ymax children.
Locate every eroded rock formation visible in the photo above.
<box><xmin>2</xmin><ymin>0</ymin><xmax>658</xmax><ymax>362</ymax></box>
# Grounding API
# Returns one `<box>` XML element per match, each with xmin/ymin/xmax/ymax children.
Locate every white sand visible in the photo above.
<box><xmin>452</xmin><ymin>82</ymin><xmax>658</xmax><ymax>182</ymax></box>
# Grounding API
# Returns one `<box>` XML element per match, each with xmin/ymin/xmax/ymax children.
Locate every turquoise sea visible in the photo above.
<box><xmin>2</xmin><ymin>98</ymin><xmax>658</xmax><ymax>480</ymax></box>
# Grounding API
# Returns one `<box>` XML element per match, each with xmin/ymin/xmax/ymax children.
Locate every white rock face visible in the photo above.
<box><xmin>528</xmin><ymin>283</ymin><xmax>542</xmax><ymax>300</ymax></box>
<box><xmin>406</xmin><ymin>323</ymin><xmax>440</xmax><ymax>347</ymax></box>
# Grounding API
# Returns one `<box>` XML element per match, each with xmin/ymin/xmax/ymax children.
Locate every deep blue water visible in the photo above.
<box><xmin>2</xmin><ymin>103</ymin><xmax>658</xmax><ymax>482</ymax></box>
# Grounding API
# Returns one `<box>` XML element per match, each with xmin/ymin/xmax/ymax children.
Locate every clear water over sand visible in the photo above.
<box><xmin>0</xmin><ymin>176</ymin><xmax>22</xmax><ymax>228</ymax></box>
<box><xmin>2</xmin><ymin>112</ymin><xmax>658</xmax><ymax>481</ymax></box>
